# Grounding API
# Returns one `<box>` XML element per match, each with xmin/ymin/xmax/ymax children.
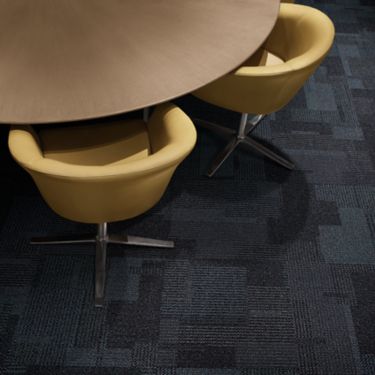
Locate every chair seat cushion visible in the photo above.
<box><xmin>39</xmin><ymin>119</ymin><xmax>151</xmax><ymax>166</ymax></box>
<box><xmin>243</xmin><ymin>48</ymin><xmax>284</xmax><ymax>67</ymax></box>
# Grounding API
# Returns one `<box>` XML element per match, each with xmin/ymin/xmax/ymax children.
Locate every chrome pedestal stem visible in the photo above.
<box><xmin>95</xmin><ymin>223</ymin><xmax>108</xmax><ymax>307</ymax></box>
<box><xmin>143</xmin><ymin>107</ymin><xmax>150</xmax><ymax>122</ymax></box>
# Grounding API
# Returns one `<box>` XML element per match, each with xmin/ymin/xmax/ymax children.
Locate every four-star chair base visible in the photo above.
<box><xmin>196</xmin><ymin>113</ymin><xmax>295</xmax><ymax>177</ymax></box>
<box><xmin>30</xmin><ymin>223</ymin><xmax>174</xmax><ymax>307</ymax></box>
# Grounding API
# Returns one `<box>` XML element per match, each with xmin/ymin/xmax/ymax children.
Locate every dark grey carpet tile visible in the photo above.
<box><xmin>1</xmin><ymin>0</ymin><xmax>375</xmax><ymax>374</ymax></box>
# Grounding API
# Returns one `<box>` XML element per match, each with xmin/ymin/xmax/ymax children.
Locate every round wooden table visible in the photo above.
<box><xmin>0</xmin><ymin>0</ymin><xmax>280</xmax><ymax>124</ymax></box>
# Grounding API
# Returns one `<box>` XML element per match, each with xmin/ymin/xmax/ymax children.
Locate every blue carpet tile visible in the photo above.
<box><xmin>0</xmin><ymin>0</ymin><xmax>375</xmax><ymax>374</ymax></box>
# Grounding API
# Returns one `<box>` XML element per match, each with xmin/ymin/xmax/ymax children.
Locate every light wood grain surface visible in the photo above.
<box><xmin>0</xmin><ymin>0</ymin><xmax>280</xmax><ymax>124</ymax></box>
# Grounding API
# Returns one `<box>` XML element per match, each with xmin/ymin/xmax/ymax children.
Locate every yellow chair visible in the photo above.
<box><xmin>194</xmin><ymin>3</ymin><xmax>334</xmax><ymax>176</ymax></box>
<box><xmin>8</xmin><ymin>103</ymin><xmax>197</xmax><ymax>306</ymax></box>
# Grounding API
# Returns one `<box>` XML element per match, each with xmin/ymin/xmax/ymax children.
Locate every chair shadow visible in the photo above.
<box><xmin>252</xmin><ymin>137</ymin><xmax>310</xmax><ymax>245</ymax></box>
<box><xmin>149</xmin><ymin>105</ymin><xmax>311</xmax><ymax>246</ymax></box>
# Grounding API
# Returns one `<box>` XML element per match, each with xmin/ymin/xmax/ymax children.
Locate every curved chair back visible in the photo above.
<box><xmin>194</xmin><ymin>4</ymin><xmax>334</xmax><ymax>114</ymax></box>
<box><xmin>9</xmin><ymin>103</ymin><xmax>196</xmax><ymax>224</ymax></box>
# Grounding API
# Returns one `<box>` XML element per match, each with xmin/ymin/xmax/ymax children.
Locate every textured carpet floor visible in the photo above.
<box><xmin>1</xmin><ymin>0</ymin><xmax>375</xmax><ymax>374</ymax></box>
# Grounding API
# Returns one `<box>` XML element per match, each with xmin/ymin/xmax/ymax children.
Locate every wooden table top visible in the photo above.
<box><xmin>0</xmin><ymin>0</ymin><xmax>280</xmax><ymax>124</ymax></box>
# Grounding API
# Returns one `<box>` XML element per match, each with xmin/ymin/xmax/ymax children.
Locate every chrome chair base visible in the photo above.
<box><xmin>195</xmin><ymin>114</ymin><xmax>295</xmax><ymax>177</ymax></box>
<box><xmin>31</xmin><ymin>223</ymin><xmax>174</xmax><ymax>307</ymax></box>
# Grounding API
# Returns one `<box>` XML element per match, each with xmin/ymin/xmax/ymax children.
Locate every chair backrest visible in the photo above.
<box><xmin>8</xmin><ymin>103</ymin><xmax>196</xmax><ymax>224</ymax></box>
<box><xmin>194</xmin><ymin>4</ymin><xmax>335</xmax><ymax>115</ymax></box>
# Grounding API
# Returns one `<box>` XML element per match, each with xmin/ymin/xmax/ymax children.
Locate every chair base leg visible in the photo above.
<box><xmin>30</xmin><ymin>223</ymin><xmax>174</xmax><ymax>307</ymax></box>
<box><xmin>207</xmin><ymin>138</ymin><xmax>240</xmax><ymax>177</ymax></box>
<box><xmin>241</xmin><ymin>137</ymin><xmax>295</xmax><ymax>170</ymax></box>
<box><xmin>195</xmin><ymin>115</ymin><xmax>295</xmax><ymax>177</ymax></box>
<box><xmin>194</xmin><ymin>118</ymin><xmax>236</xmax><ymax>138</ymax></box>
<box><xmin>109</xmin><ymin>234</ymin><xmax>174</xmax><ymax>248</ymax></box>
<box><xmin>30</xmin><ymin>234</ymin><xmax>95</xmax><ymax>245</ymax></box>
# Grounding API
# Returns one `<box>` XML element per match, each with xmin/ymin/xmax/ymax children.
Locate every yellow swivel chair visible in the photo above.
<box><xmin>8</xmin><ymin>103</ymin><xmax>197</xmax><ymax>306</ymax></box>
<box><xmin>194</xmin><ymin>3</ymin><xmax>334</xmax><ymax>176</ymax></box>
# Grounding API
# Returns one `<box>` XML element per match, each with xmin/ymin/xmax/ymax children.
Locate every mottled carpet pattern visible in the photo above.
<box><xmin>1</xmin><ymin>0</ymin><xmax>375</xmax><ymax>374</ymax></box>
